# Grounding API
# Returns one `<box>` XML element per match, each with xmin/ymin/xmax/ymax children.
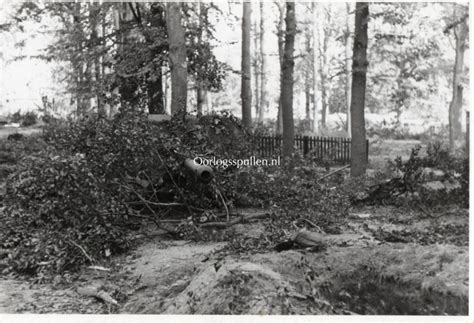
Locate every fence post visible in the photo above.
<box><xmin>303</xmin><ymin>136</ymin><xmax>309</xmax><ymax>156</ymax></box>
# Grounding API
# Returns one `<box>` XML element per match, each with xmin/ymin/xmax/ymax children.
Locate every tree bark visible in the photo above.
<box><xmin>448</xmin><ymin>9</ymin><xmax>468</xmax><ymax>150</ymax></box>
<box><xmin>89</xmin><ymin>3</ymin><xmax>104</xmax><ymax>116</ymax></box>
<box><xmin>166</xmin><ymin>2</ymin><xmax>187</xmax><ymax>116</ymax></box>
<box><xmin>345</xmin><ymin>2</ymin><xmax>352</xmax><ymax>136</ymax></box>
<box><xmin>350</xmin><ymin>2</ymin><xmax>369</xmax><ymax>177</ymax></box>
<box><xmin>196</xmin><ymin>2</ymin><xmax>207</xmax><ymax>116</ymax></box>
<box><xmin>304</xmin><ymin>31</ymin><xmax>311</xmax><ymax>121</ymax></box>
<box><xmin>281</xmin><ymin>1</ymin><xmax>296</xmax><ymax>157</ymax></box>
<box><xmin>117</xmin><ymin>3</ymin><xmax>139</xmax><ymax>104</ymax></box>
<box><xmin>73</xmin><ymin>3</ymin><xmax>87</xmax><ymax>116</ymax></box>
<box><xmin>196</xmin><ymin>87</ymin><xmax>208</xmax><ymax>116</ymax></box>
<box><xmin>276</xmin><ymin>2</ymin><xmax>285</xmax><ymax>134</ymax></box>
<box><xmin>318</xmin><ymin>12</ymin><xmax>330</xmax><ymax>131</ymax></box>
<box><xmin>241</xmin><ymin>2</ymin><xmax>252</xmax><ymax>128</ymax></box>
<box><xmin>312</xmin><ymin>2</ymin><xmax>320</xmax><ymax>133</ymax></box>
<box><xmin>258</xmin><ymin>2</ymin><xmax>266</xmax><ymax>123</ymax></box>
<box><xmin>253</xmin><ymin>19</ymin><xmax>260</xmax><ymax>122</ymax></box>
<box><xmin>147</xmin><ymin>67</ymin><xmax>165</xmax><ymax>114</ymax></box>
<box><xmin>147</xmin><ymin>3</ymin><xmax>166</xmax><ymax>114</ymax></box>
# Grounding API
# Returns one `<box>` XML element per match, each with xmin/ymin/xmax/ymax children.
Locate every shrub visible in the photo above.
<box><xmin>358</xmin><ymin>144</ymin><xmax>468</xmax><ymax>208</ymax></box>
<box><xmin>21</xmin><ymin>111</ymin><xmax>38</xmax><ymax>127</ymax></box>
<box><xmin>8</xmin><ymin>110</ymin><xmax>38</xmax><ymax>127</ymax></box>
<box><xmin>2</xmin><ymin>152</ymin><xmax>130</xmax><ymax>276</ymax></box>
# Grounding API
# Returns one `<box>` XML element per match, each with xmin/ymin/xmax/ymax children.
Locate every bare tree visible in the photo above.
<box><xmin>166</xmin><ymin>2</ymin><xmax>187</xmax><ymax>116</ymax></box>
<box><xmin>350</xmin><ymin>2</ymin><xmax>369</xmax><ymax>177</ymax></box>
<box><xmin>281</xmin><ymin>1</ymin><xmax>296</xmax><ymax>157</ymax></box>
<box><xmin>241</xmin><ymin>2</ymin><xmax>252</xmax><ymax>128</ymax></box>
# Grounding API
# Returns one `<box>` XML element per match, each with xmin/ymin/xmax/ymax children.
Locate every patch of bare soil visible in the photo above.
<box><xmin>0</xmin><ymin>206</ymin><xmax>468</xmax><ymax>315</ymax></box>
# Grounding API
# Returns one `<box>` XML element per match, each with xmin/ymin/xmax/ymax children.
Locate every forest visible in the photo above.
<box><xmin>0</xmin><ymin>1</ymin><xmax>469</xmax><ymax>316</ymax></box>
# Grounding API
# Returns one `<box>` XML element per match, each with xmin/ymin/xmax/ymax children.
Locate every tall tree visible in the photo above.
<box><xmin>253</xmin><ymin>18</ymin><xmax>260</xmax><ymax>121</ymax></box>
<box><xmin>241</xmin><ymin>2</ymin><xmax>252</xmax><ymax>128</ymax></box>
<box><xmin>350</xmin><ymin>2</ymin><xmax>369</xmax><ymax>177</ymax></box>
<box><xmin>195</xmin><ymin>2</ymin><xmax>208</xmax><ymax>115</ymax></box>
<box><xmin>304</xmin><ymin>27</ymin><xmax>312</xmax><ymax>121</ymax></box>
<box><xmin>281</xmin><ymin>1</ymin><xmax>296</xmax><ymax>157</ymax></box>
<box><xmin>316</xmin><ymin>6</ymin><xmax>334</xmax><ymax>130</ymax></box>
<box><xmin>445</xmin><ymin>4</ymin><xmax>468</xmax><ymax>150</ymax></box>
<box><xmin>275</xmin><ymin>2</ymin><xmax>285</xmax><ymax>134</ymax></box>
<box><xmin>146</xmin><ymin>3</ymin><xmax>166</xmax><ymax>114</ymax></box>
<box><xmin>312</xmin><ymin>2</ymin><xmax>320</xmax><ymax>133</ymax></box>
<box><xmin>166</xmin><ymin>2</ymin><xmax>187</xmax><ymax>116</ymax></box>
<box><xmin>258</xmin><ymin>2</ymin><xmax>267</xmax><ymax>123</ymax></box>
<box><xmin>345</xmin><ymin>2</ymin><xmax>352</xmax><ymax>136</ymax></box>
<box><xmin>89</xmin><ymin>3</ymin><xmax>104</xmax><ymax>116</ymax></box>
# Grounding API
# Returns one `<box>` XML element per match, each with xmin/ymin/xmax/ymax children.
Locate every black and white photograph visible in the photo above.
<box><xmin>0</xmin><ymin>0</ymin><xmax>470</xmax><ymax>318</ymax></box>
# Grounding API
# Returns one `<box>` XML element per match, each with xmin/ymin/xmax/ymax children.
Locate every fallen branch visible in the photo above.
<box><xmin>294</xmin><ymin>218</ymin><xmax>324</xmax><ymax>233</ymax></box>
<box><xmin>216</xmin><ymin>189</ymin><xmax>230</xmax><ymax>223</ymax></box>
<box><xmin>67</xmin><ymin>239</ymin><xmax>94</xmax><ymax>264</ymax></box>
<box><xmin>88</xmin><ymin>265</ymin><xmax>111</xmax><ymax>272</ymax></box>
<box><xmin>199</xmin><ymin>212</ymin><xmax>270</xmax><ymax>228</ymax></box>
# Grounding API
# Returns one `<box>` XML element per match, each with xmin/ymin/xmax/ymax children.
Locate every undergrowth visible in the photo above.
<box><xmin>0</xmin><ymin>107</ymin><xmax>349</xmax><ymax>278</ymax></box>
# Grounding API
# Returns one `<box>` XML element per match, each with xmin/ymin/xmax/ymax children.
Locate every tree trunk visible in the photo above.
<box><xmin>117</xmin><ymin>3</ymin><xmax>139</xmax><ymax>104</ymax></box>
<box><xmin>345</xmin><ymin>2</ymin><xmax>352</xmax><ymax>136</ymax></box>
<box><xmin>258</xmin><ymin>2</ymin><xmax>266</xmax><ymax>123</ymax></box>
<box><xmin>281</xmin><ymin>1</ymin><xmax>296</xmax><ymax>157</ymax></box>
<box><xmin>276</xmin><ymin>2</ymin><xmax>285</xmax><ymax>134</ymax></box>
<box><xmin>196</xmin><ymin>87</ymin><xmax>208</xmax><ymax>116</ymax></box>
<box><xmin>304</xmin><ymin>31</ymin><xmax>311</xmax><ymax>121</ymax></box>
<box><xmin>312</xmin><ymin>2</ymin><xmax>320</xmax><ymax>133</ymax></box>
<box><xmin>241</xmin><ymin>2</ymin><xmax>252</xmax><ymax>128</ymax></box>
<box><xmin>319</xmin><ymin>21</ymin><xmax>329</xmax><ymax>130</ymax></box>
<box><xmin>253</xmin><ymin>20</ymin><xmax>260</xmax><ymax>122</ymax></box>
<box><xmin>89</xmin><ymin>3</ymin><xmax>104</xmax><ymax>116</ymax></box>
<box><xmin>350</xmin><ymin>2</ymin><xmax>369</xmax><ymax>177</ymax></box>
<box><xmin>148</xmin><ymin>67</ymin><xmax>165</xmax><ymax>114</ymax></box>
<box><xmin>73</xmin><ymin>3</ymin><xmax>87</xmax><ymax>117</ymax></box>
<box><xmin>196</xmin><ymin>2</ymin><xmax>207</xmax><ymax>117</ymax></box>
<box><xmin>448</xmin><ymin>12</ymin><xmax>468</xmax><ymax>150</ymax></box>
<box><xmin>148</xmin><ymin>3</ymin><xmax>166</xmax><ymax>115</ymax></box>
<box><xmin>166</xmin><ymin>2</ymin><xmax>187</xmax><ymax>116</ymax></box>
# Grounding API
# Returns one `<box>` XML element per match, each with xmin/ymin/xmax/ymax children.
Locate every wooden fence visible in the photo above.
<box><xmin>254</xmin><ymin>135</ymin><xmax>369</xmax><ymax>164</ymax></box>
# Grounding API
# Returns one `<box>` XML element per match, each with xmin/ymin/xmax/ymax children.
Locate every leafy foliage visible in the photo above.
<box><xmin>8</xmin><ymin>110</ymin><xmax>38</xmax><ymax>127</ymax></box>
<box><xmin>2</xmin><ymin>152</ymin><xmax>130</xmax><ymax>277</ymax></box>
<box><xmin>357</xmin><ymin>144</ymin><xmax>468</xmax><ymax>208</ymax></box>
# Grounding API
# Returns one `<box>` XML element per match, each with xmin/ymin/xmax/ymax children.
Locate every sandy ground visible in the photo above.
<box><xmin>0</xmin><ymin>205</ymin><xmax>467</xmax><ymax>315</ymax></box>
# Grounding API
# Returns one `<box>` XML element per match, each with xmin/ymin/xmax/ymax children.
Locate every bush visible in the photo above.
<box><xmin>358</xmin><ymin>144</ymin><xmax>468</xmax><ymax>208</ymax></box>
<box><xmin>2</xmin><ymin>152</ymin><xmax>130</xmax><ymax>276</ymax></box>
<box><xmin>8</xmin><ymin>110</ymin><xmax>38</xmax><ymax>127</ymax></box>
<box><xmin>21</xmin><ymin>111</ymin><xmax>38</xmax><ymax>127</ymax></box>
